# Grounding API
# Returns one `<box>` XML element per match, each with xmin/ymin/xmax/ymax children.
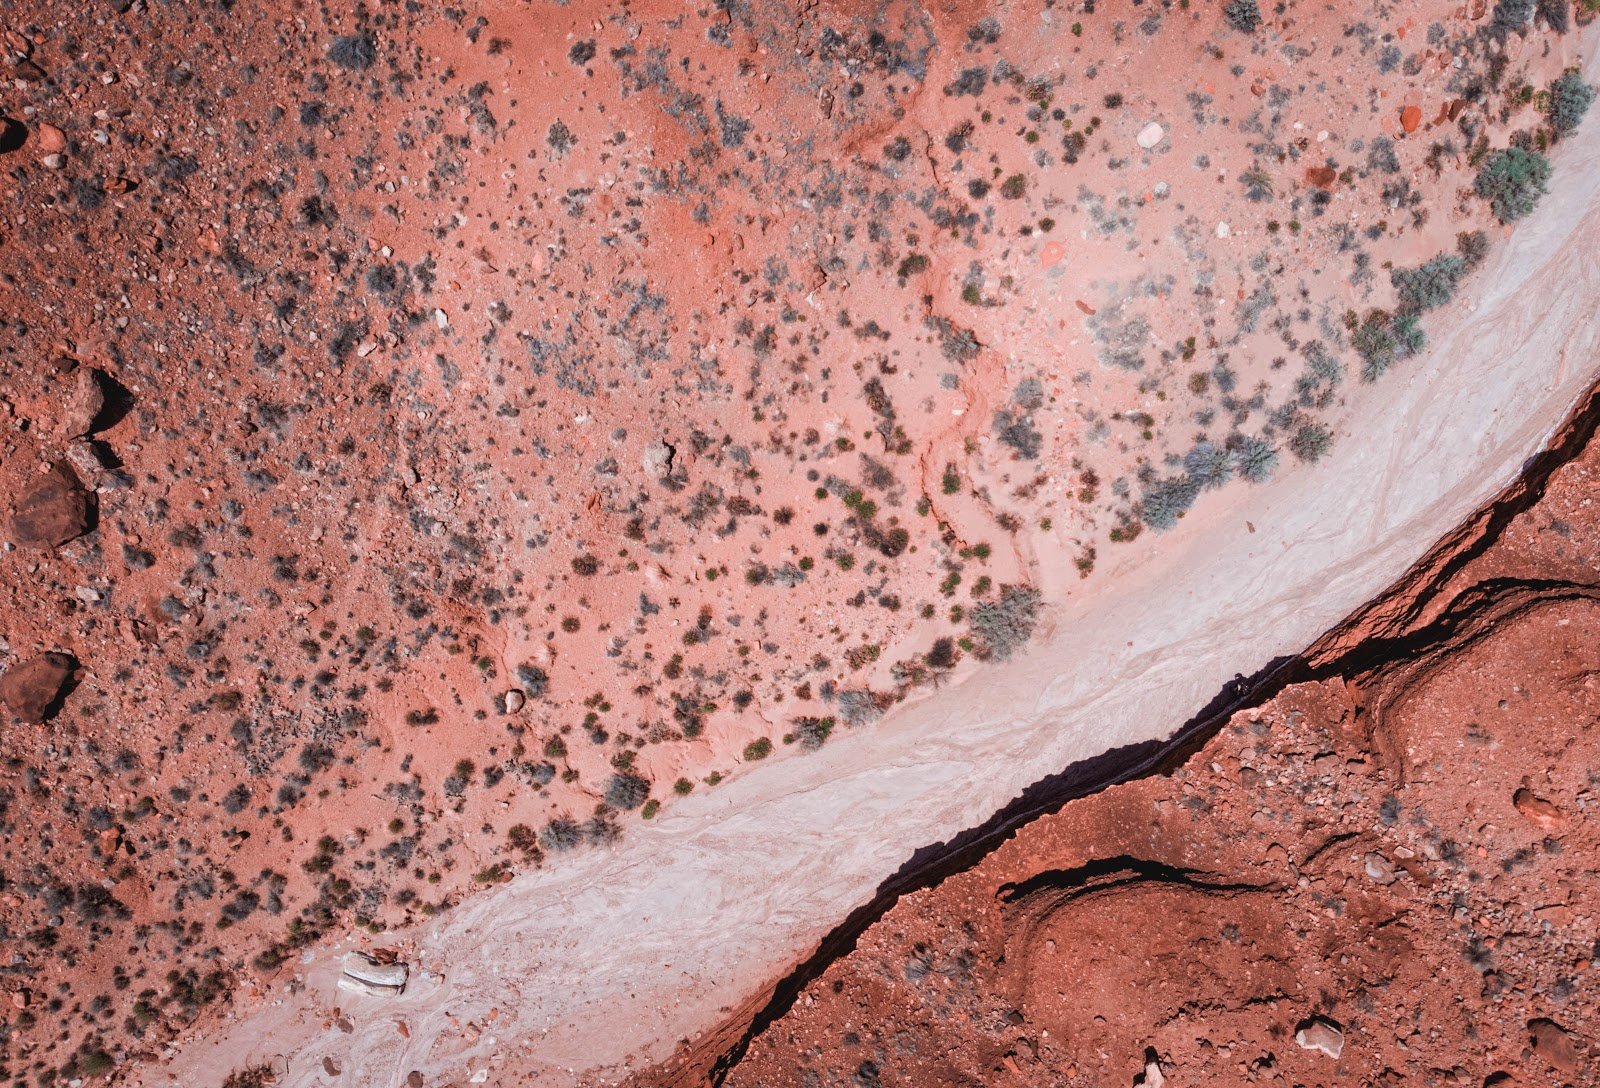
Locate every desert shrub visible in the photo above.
<box><xmin>1474</xmin><ymin>147</ymin><xmax>1551</xmax><ymax>222</ymax></box>
<box><xmin>994</xmin><ymin>408</ymin><xmax>1042</xmax><ymax>459</ymax></box>
<box><xmin>792</xmin><ymin>716</ymin><xmax>836</xmax><ymax>749</ymax></box>
<box><xmin>604</xmin><ymin>773</ymin><xmax>650</xmax><ymax>810</ymax></box>
<box><xmin>1394</xmin><ymin>314</ymin><xmax>1426</xmax><ymax>357</ymax></box>
<box><xmin>836</xmin><ymin>688</ymin><xmax>881</xmax><ymax>725</ymax></box>
<box><xmin>1224</xmin><ymin>0</ymin><xmax>1262</xmax><ymax>31</ymax></box>
<box><xmin>1456</xmin><ymin>229</ymin><xmax>1491</xmax><ymax>270</ymax></box>
<box><xmin>1183</xmin><ymin>441</ymin><xmax>1233</xmax><ymax>490</ymax></box>
<box><xmin>1391</xmin><ymin>254</ymin><xmax>1466</xmax><ymax>313</ymax></box>
<box><xmin>328</xmin><ymin>33</ymin><xmax>377</xmax><ymax>70</ymax></box>
<box><xmin>1549</xmin><ymin>71</ymin><xmax>1595</xmax><ymax>136</ymax></box>
<box><xmin>1365</xmin><ymin>135</ymin><xmax>1401</xmax><ymax>175</ymax></box>
<box><xmin>743</xmin><ymin>737</ymin><xmax>773</xmax><ymax>761</ymax></box>
<box><xmin>1539</xmin><ymin>0</ymin><xmax>1570</xmax><ymax>31</ymax></box>
<box><xmin>1140</xmin><ymin>475</ymin><xmax>1200</xmax><ymax>531</ymax></box>
<box><xmin>1229</xmin><ymin>436</ymin><xmax>1279</xmax><ymax>483</ymax></box>
<box><xmin>1353</xmin><ymin>317</ymin><xmax>1399</xmax><ymax>381</ymax></box>
<box><xmin>223</xmin><ymin>1065</ymin><xmax>278</xmax><ymax>1088</ymax></box>
<box><xmin>515</xmin><ymin>663</ymin><xmax>548</xmax><ymax>697</ymax></box>
<box><xmin>1289</xmin><ymin>422</ymin><xmax>1334</xmax><ymax>463</ymax></box>
<box><xmin>1491</xmin><ymin>0</ymin><xmax>1537</xmax><ymax>30</ymax></box>
<box><xmin>540</xmin><ymin>817</ymin><xmax>582</xmax><ymax>851</ymax></box>
<box><xmin>968</xmin><ymin>585</ymin><xmax>1042</xmax><ymax>659</ymax></box>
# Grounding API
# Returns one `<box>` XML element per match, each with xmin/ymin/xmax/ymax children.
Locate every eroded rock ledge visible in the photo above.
<box><xmin>641</xmin><ymin>379</ymin><xmax>1600</xmax><ymax>1087</ymax></box>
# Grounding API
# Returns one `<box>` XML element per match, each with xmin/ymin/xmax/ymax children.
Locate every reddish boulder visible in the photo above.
<box><xmin>11</xmin><ymin>462</ymin><xmax>88</xmax><ymax>547</ymax></box>
<box><xmin>1400</xmin><ymin>104</ymin><xmax>1422</xmax><ymax>133</ymax></box>
<box><xmin>0</xmin><ymin>653</ymin><xmax>75</xmax><ymax>723</ymax></box>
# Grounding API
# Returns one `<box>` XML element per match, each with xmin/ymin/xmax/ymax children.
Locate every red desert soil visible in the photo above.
<box><xmin>0</xmin><ymin>0</ymin><xmax>1597</xmax><ymax>1084</ymax></box>
<box><xmin>692</xmin><ymin>376</ymin><xmax>1600</xmax><ymax>1088</ymax></box>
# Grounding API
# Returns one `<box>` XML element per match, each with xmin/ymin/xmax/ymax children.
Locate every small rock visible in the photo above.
<box><xmin>1137</xmin><ymin>122</ymin><xmax>1165</xmax><ymax>149</ymax></box>
<box><xmin>41</xmin><ymin>153</ymin><xmax>64</xmax><ymax>170</ymax></box>
<box><xmin>1400</xmin><ymin>105</ymin><xmax>1422</xmax><ymax>133</ymax></box>
<box><xmin>63</xmin><ymin>440</ymin><xmax>115</xmax><ymax>492</ymax></box>
<box><xmin>1363</xmin><ymin>852</ymin><xmax>1396</xmax><ymax>885</ymax></box>
<box><xmin>1140</xmin><ymin>1057</ymin><xmax>1165</xmax><ymax>1087</ymax></box>
<box><xmin>60</xmin><ymin>366</ymin><xmax>105</xmax><ymax>437</ymax></box>
<box><xmin>1216</xmin><ymin>221</ymin><xmax>1231</xmax><ymax>239</ymax></box>
<box><xmin>1296</xmin><ymin>1016</ymin><xmax>1345</xmax><ymax>1059</ymax></box>
<box><xmin>1305</xmin><ymin>165</ymin><xmax>1339</xmax><ymax>189</ymax></box>
<box><xmin>11</xmin><ymin>462</ymin><xmax>89</xmax><ymax>548</ymax></box>
<box><xmin>1513</xmin><ymin>788</ymin><xmax>1564</xmax><ymax>830</ymax></box>
<box><xmin>504</xmin><ymin>689</ymin><xmax>525</xmax><ymax>713</ymax></box>
<box><xmin>1528</xmin><ymin>1018</ymin><xmax>1579</xmax><ymax>1074</ymax></box>
<box><xmin>0</xmin><ymin>652</ymin><xmax>75</xmax><ymax>723</ymax></box>
<box><xmin>35</xmin><ymin>123</ymin><xmax>65</xmax><ymax>154</ymax></box>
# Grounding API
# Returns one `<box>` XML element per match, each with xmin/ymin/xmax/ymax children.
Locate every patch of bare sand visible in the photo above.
<box><xmin>144</xmin><ymin>27</ymin><xmax>1600</xmax><ymax>1088</ymax></box>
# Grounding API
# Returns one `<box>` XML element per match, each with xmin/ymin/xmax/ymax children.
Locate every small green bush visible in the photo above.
<box><xmin>1474</xmin><ymin>147</ymin><xmax>1551</xmax><ymax>222</ymax></box>
<box><xmin>540</xmin><ymin>817</ymin><xmax>582</xmax><ymax>851</ymax></box>
<box><xmin>1184</xmin><ymin>442</ymin><xmax>1233</xmax><ymax>490</ymax></box>
<box><xmin>743</xmin><ymin>737</ymin><xmax>773</xmax><ymax>761</ymax></box>
<box><xmin>1140</xmin><ymin>475</ymin><xmax>1200</xmax><ymax>531</ymax></box>
<box><xmin>968</xmin><ymin>585</ymin><xmax>1043</xmax><ymax>659</ymax></box>
<box><xmin>604</xmin><ymin>772</ymin><xmax>650</xmax><ymax>810</ymax></box>
<box><xmin>1289</xmin><ymin>422</ymin><xmax>1334</xmax><ymax>463</ymax></box>
<box><xmin>1549</xmin><ymin>71</ymin><xmax>1595</xmax><ymax>136</ymax></box>
<box><xmin>1229</xmin><ymin>436</ymin><xmax>1279</xmax><ymax>483</ymax></box>
<box><xmin>1391</xmin><ymin>254</ymin><xmax>1466</xmax><ymax>313</ymax></box>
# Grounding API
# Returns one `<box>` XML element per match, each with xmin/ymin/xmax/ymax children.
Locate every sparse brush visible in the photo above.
<box><xmin>1391</xmin><ymin>253</ymin><xmax>1466</xmax><ymax>313</ymax></box>
<box><xmin>1224</xmin><ymin>0</ymin><xmax>1262</xmax><ymax>32</ymax></box>
<box><xmin>1491</xmin><ymin>0</ymin><xmax>1537</xmax><ymax>30</ymax></box>
<box><xmin>1456</xmin><ymin>229</ymin><xmax>1491</xmax><ymax>270</ymax></box>
<box><xmin>1289</xmin><ymin>422</ymin><xmax>1334</xmax><ymax>463</ymax></box>
<box><xmin>1474</xmin><ymin>147</ymin><xmax>1551</xmax><ymax>222</ymax></box>
<box><xmin>1184</xmin><ymin>441</ymin><xmax>1234</xmax><ymax>490</ymax></box>
<box><xmin>968</xmin><ymin>585</ymin><xmax>1042</xmax><ymax>659</ymax></box>
<box><xmin>1353</xmin><ymin>316</ymin><xmax>1400</xmax><ymax>381</ymax></box>
<box><xmin>540</xmin><ymin>817</ymin><xmax>582</xmax><ymax>852</ymax></box>
<box><xmin>994</xmin><ymin>407</ymin><xmax>1043</xmax><ymax>459</ymax></box>
<box><xmin>1140</xmin><ymin>474</ymin><xmax>1200</xmax><ymax>531</ymax></box>
<box><xmin>792</xmin><ymin>716</ymin><xmax>836</xmax><ymax>749</ymax></box>
<box><xmin>604</xmin><ymin>773</ymin><xmax>650</xmax><ymax>810</ymax></box>
<box><xmin>1548</xmin><ymin>71</ymin><xmax>1595</xmax><ymax>136</ymax></box>
<box><xmin>1228</xmin><ymin>436</ymin><xmax>1279</xmax><ymax>483</ymax></box>
<box><xmin>836</xmin><ymin>689</ymin><xmax>881</xmax><ymax>726</ymax></box>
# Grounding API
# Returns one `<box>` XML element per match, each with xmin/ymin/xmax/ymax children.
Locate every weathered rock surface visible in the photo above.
<box><xmin>0</xmin><ymin>652</ymin><xmax>74</xmax><ymax>723</ymax></box>
<box><xmin>9</xmin><ymin>462</ymin><xmax>88</xmax><ymax>547</ymax></box>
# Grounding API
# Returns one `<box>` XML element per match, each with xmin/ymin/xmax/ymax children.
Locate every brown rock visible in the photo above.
<box><xmin>1400</xmin><ymin>105</ymin><xmax>1422</xmax><ymax>133</ymax></box>
<box><xmin>0</xmin><ymin>652</ymin><xmax>75</xmax><ymax>723</ymax></box>
<box><xmin>11</xmin><ymin>462</ymin><xmax>89</xmax><ymax>548</ymax></box>
<box><xmin>1528</xmin><ymin>1018</ymin><xmax>1580</xmax><ymax>1074</ymax></box>
<box><xmin>60</xmin><ymin>366</ymin><xmax>105</xmax><ymax>437</ymax></box>
<box><xmin>35</xmin><ymin>122</ymin><xmax>65</xmax><ymax>154</ymax></box>
<box><xmin>1513</xmin><ymin>787</ymin><xmax>1564</xmax><ymax>829</ymax></box>
<box><xmin>1305</xmin><ymin>165</ymin><xmax>1339</xmax><ymax>189</ymax></box>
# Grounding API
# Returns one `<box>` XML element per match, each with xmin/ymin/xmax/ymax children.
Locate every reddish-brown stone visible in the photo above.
<box><xmin>10</xmin><ymin>462</ymin><xmax>87</xmax><ymax>548</ymax></box>
<box><xmin>0</xmin><ymin>652</ymin><xmax>74</xmax><ymax>723</ymax></box>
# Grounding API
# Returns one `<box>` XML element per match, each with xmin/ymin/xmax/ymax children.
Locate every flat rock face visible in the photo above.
<box><xmin>0</xmin><ymin>652</ymin><xmax>74</xmax><ymax>723</ymax></box>
<box><xmin>10</xmin><ymin>462</ymin><xmax>88</xmax><ymax>548</ymax></box>
<box><xmin>698</xmin><ymin>404</ymin><xmax>1600</xmax><ymax>1088</ymax></box>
